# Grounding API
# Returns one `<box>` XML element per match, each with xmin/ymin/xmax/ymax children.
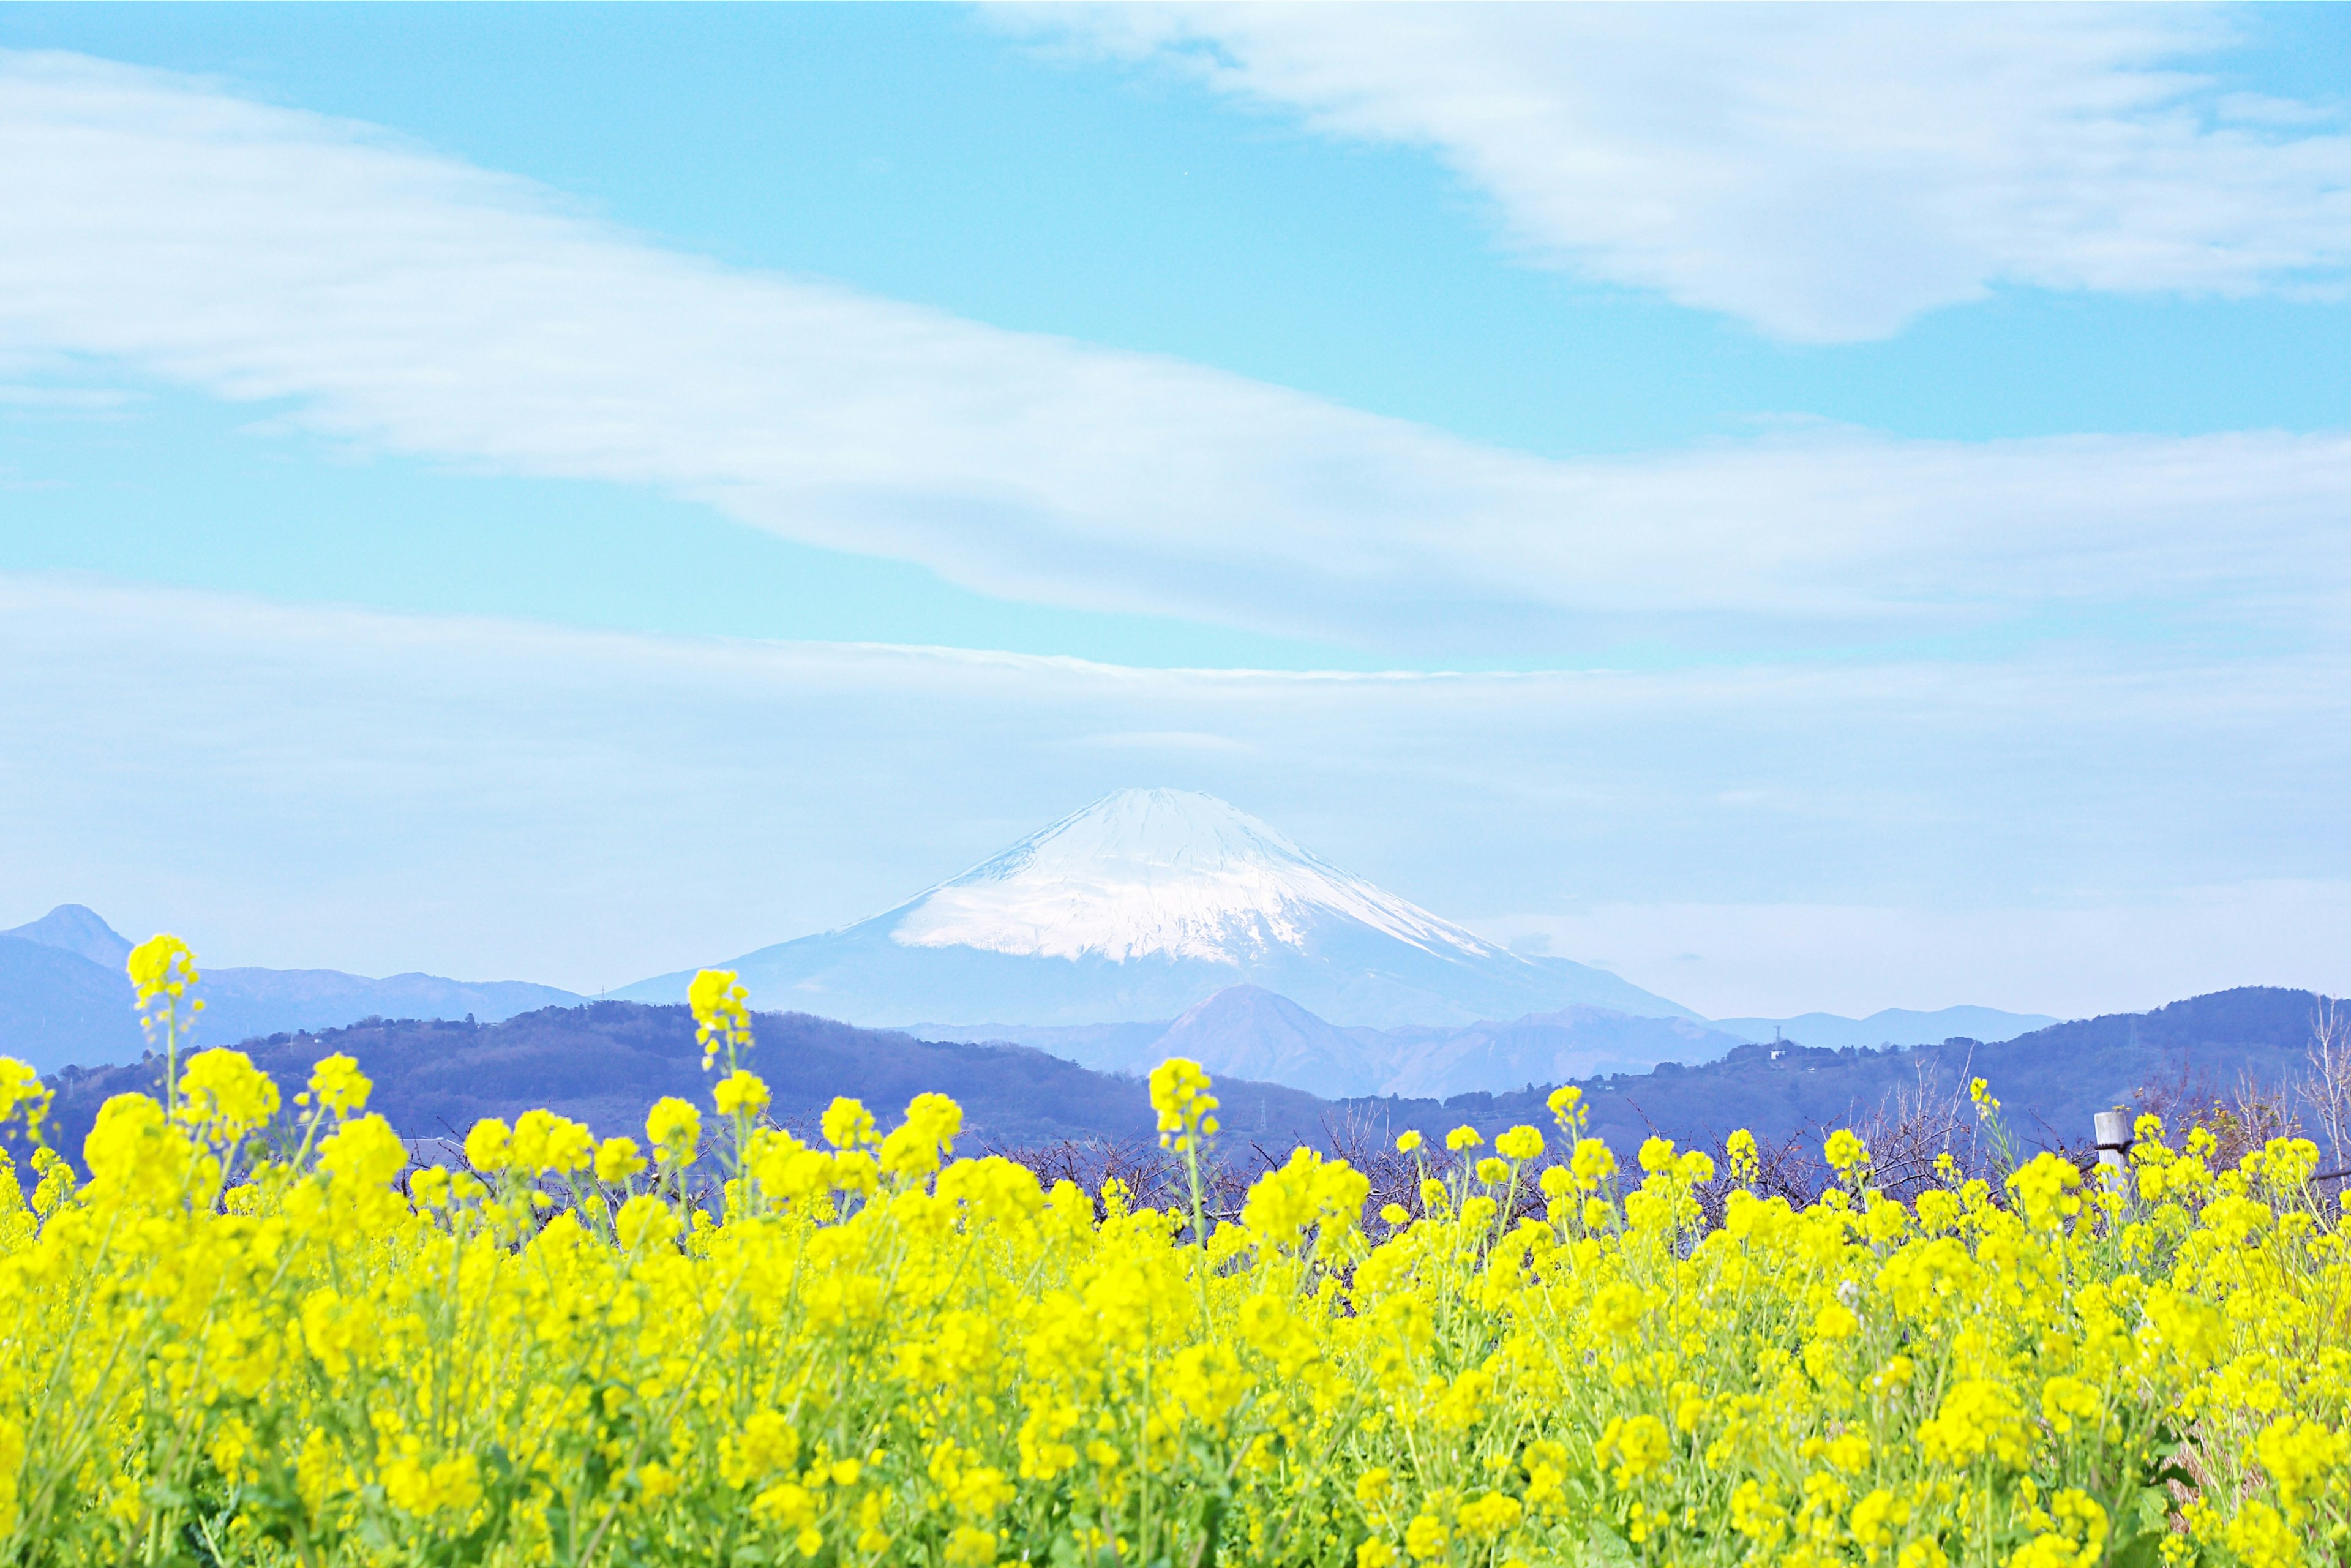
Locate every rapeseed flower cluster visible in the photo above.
<box><xmin>1</xmin><ymin>945</ymin><xmax>2349</xmax><ymax>1564</ymax></box>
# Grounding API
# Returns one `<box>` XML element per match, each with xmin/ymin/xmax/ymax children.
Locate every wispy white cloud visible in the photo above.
<box><xmin>5</xmin><ymin>574</ymin><xmax>2347</xmax><ymax>1012</ymax></box>
<box><xmin>1021</xmin><ymin>4</ymin><xmax>2351</xmax><ymax>341</ymax></box>
<box><xmin>2</xmin><ymin>50</ymin><xmax>2349</xmax><ymax>660</ymax></box>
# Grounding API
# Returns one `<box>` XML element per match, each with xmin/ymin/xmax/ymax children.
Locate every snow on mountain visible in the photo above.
<box><xmin>620</xmin><ymin>789</ymin><xmax>1697</xmax><ymax>1029</ymax></box>
<box><xmin>893</xmin><ymin>789</ymin><xmax>1502</xmax><ymax>966</ymax></box>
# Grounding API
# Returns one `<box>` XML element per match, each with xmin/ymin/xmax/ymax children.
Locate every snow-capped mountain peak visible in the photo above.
<box><xmin>888</xmin><ymin>788</ymin><xmax>1501</xmax><ymax>966</ymax></box>
<box><xmin>617</xmin><ymin>788</ymin><xmax>1694</xmax><ymax>1029</ymax></box>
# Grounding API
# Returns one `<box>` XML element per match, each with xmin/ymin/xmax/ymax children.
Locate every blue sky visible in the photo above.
<box><xmin>3</xmin><ymin>4</ymin><xmax>2350</xmax><ymax>1016</ymax></box>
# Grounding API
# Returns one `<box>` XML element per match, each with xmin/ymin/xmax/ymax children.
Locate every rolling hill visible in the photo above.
<box><xmin>29</xmin><ymin>1001</ymin><xmax>1337</xmax><ymax>1164</ymax></box>
<box><xmin>28</xmin><ymin>988</ymin><xmax>2333</xmax><ymax>1188</ymax></box>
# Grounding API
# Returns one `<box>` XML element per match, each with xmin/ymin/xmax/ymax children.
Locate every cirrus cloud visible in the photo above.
<box><xmin>0</xmin><ymin>48</ymin><xmax>2347</xmax><ymax>664</ymax></box>
<box><xmin>1017</xmin><ymin>3</ymin><xmax>2351</xmax><ymax>341</ymax></box>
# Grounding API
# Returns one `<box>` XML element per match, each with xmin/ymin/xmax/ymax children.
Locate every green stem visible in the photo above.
<box><xmin>1184</xmin><ymin>1135</ymin><xmax>1212</xmax><ymax>1338</ymax></box>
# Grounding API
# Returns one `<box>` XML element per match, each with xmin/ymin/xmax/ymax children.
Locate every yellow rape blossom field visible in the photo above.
<box><xmin>0</xmin><ymin>939</ymin><xmax>2347</xmax><ymax>1566</ymax></box>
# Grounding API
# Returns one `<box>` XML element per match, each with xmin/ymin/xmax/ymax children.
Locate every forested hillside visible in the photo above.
<box><xmin>29</xmin><ymin>1001</ymin><xmax>1337</xmax><ymax>1161</ymax></box>
<box><xmin>28</xmin><ymin>986</ymin><xmax>2330</xmax><ymax>1179</ymax></box>
<box><xmin>1337</xmin><ymin>985</ymin><xmax>2333</xmax><ymax>1160</ymax></box>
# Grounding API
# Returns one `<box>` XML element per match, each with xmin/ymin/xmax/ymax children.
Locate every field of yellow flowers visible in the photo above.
<box><xmin>0</xmin><ymin>937</ymin><xmax>2345</xmax><ymax>1566</ymax></box>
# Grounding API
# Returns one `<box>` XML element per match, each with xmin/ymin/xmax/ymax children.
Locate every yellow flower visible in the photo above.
<box><xmin>942</xmin><ymin>1526</ymin><xmax>998</xmax><ymax>1567</ymax></box>
<box><xmin>1918</xmin><ymin>1379</ymin><xmax>2031</xmax><ymax>1468</ymax></box>
<box><xmin>1725</xmin><ymin>1128</ymin><xmax>1760</xmax><ymax>1184</ymax></box>
<box><xmin>1494</xmin><ymin>1125</ymin><xmax>1543</xmax><ymax>1161</ymax></box>
<box><xmin>2005</xmin><ymin>1152</ymin><xmax>2083</xmax><ymax>1232</ymax></box>
<box><xmin>594</xmin><ymin>1136</ymin><xmax>647</xmax><ymax>1185</ymax></box>
<box><xmin>1395</xmin><ymin>1130</ymin><xmax>1424</xmax><ymax>1153</ymax></box>
<box><xmin>381</xmin><ymin>1452</ymin><xmax>482</xmax><ymax>1518</ymax></box>
<box><xmin>1148</xmin><ymin>1058</ymin><xmax>1220</xmax><ymax>1153</ymax></box>
<box><xmin>688</xmin><ymin>967</ymin><xmax>752</xmax><ymax>1068</ymax></box>
<box><xmin>463</xmin><ymin>1117</ymin><xmax>512</xmax><ymax>1173</ymax></box>
<box><xmin>1730</xmin><ymin>1479</ymin><xmax>1783</xmax><ymax>1540</ymax></box>
<box><xmin>0</xmin><ymin>1057</ymin><xmax>48</xmax><ymax>1133</ymax></box>
<box><xmin>720</xmin><ymin>1411</ymin><xmax>802</xmax><ymax>1491</ymax></box>
<box><xmin>126</xmin><ymin>932</ymin><xmax>200</xmax><ymax>1010</ymax></box>
<box><xmin>905</xmin><ymin>1091</ymin><xmax>963</xmax><ymax>1149</ymax></box>
<box><xmin>1591</xmin><ymin>1280</ymin><xmax>1646</xmax><ymax>1338</ymax></box>
<box><xmin>1823</xmin><ymin>1128</ymin><xmax>1869</xmax><ymax>1174</ymax></box>
<box><xmin>713</xmin><ymin>1069</ymin><xmax>771</xmax><ymax>1118</ymax></box>
<box><xmin>1445</xmin><ymin>1125</ymin><xmax>1482</xmax><ymax>1152</ymax></box>
<box><xmin>2040</xmin><ymin>1375</ymin><xmax>2100</xmax><ymax>1436</ymax></box>
<box><xmin>821</xmin><ymin>1095</ymin><xmax>878</xmax><ymax>1150</ymax></box>
<box><xmin>1851</xmin><ymin>1488</ymin><xmax>1905</xmax><ymax>1551</ymax></box>
<box><xmin>307</xmin><ymin>1052</ymin><xmax>372</xmax><ymax>1116</ymax></box>
<box><xmin>508</xmin><ymin>1108</ymin><xmax>594</xmax><ymax>1176</ymax></box>
<box><xmin>318</xmin><ymin>1114</ymin><xmax>407</xmax><ymax>1189</ymax></box>
<box><xmin>32</xmin><ymin>919</ymin><xmax>2351</xmax><ymax>1568</ymax></box>
<box><xmin>2221</xmin><ymin>1500</ymin><xmax>2298</xmax><ymax>1568</ymax></box>
<box><xmin>2253</xmin><ymin>1414</ymin><xmax>2349</xmax><ymax>1521</ymax></box>
<box><xmin>1813</xmin><ymin>1300</ymin><xmax>1859</xmax><ymax>1341</ymax></box>
<box><xmin>1457</xmin><ymin>1491</ymin><xmax>1523</xmax><ymax>1538</ymax></box>
<box><xmin>173</xmin><ymin>1048</ymin><xmax>280</xmax><ymax>1138</ymax></box>
<box><xmin>647</xmin><ymin>1097</ymin><xmax>703</xmax><ymax>1166</ymax></box>
<box><xmin>1594</xmin><ymin>1413</ymin><xmax>1671</xmax><ymax>1487</ymax></box>
<box><xmin>880</xmin><ymin>1091</ymin><xmax>964</xmax><ymax>1179</ymax></box>
<box><xmin>615</xmin><ymin>1192</ymin><xmax>681</xmax><ymax>1248</ymax></box>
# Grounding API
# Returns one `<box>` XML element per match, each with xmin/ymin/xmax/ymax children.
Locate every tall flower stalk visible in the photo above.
<box><xmin>125</xmin><ymin>932</ymin><xmax>201</xmax><ymax>1112</ymax></box>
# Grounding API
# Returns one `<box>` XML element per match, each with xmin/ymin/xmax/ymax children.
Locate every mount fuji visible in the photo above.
<box><xmin>618</xmin><ymin>789</ymin><xmax>1693</xmax><ymax>1030</ymax></box>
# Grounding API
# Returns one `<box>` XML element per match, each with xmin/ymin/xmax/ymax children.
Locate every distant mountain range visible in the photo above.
<box><xmin>0</xmin><ymin>882</ymin><xmax>2063</xmax><ymax>1096</ymax></box>
<box><xmin>923</xmin><ymin>984</ymin><xmax>2058</xmax><ymax>1100</ymax></box>
<box><xmin>26</xmin><ymin>987</ymin><xmax>2330</xmax><ymax>1184</ymax></box>
<box><xmin>616</xmin><ymin>789</ymin><xmax>1695</xmax><ymax>1029</ymax></box>
<box><xmin>0</xmin><ymin>906</ymin><xmax>582</xmax><ymax>1073</ymax></box>
<box><xmin>1709</xmin><ymin>1006</ymin><xmax>2058</xmax><ymax>1051</ymax></box>
<box><xmin>931</xmin><ymin>983</ymin><xmax>1745</xmax><ymax>1099</ymax></box>
<box><xmin>1371</xmin><ymin>986</ymin><xmax>2339</xmax><ymax>1165</ymax></box>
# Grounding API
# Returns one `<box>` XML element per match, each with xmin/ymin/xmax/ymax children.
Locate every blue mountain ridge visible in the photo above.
<box><xmin>0</xmin><ymin>906</ymin><xmax>585</xmax><ymax>1072</ymax></box>
<box><xmin>918</xmin><ymin>985</ymin><xmax>2053</xmax><ymax>1100</ymax></box>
